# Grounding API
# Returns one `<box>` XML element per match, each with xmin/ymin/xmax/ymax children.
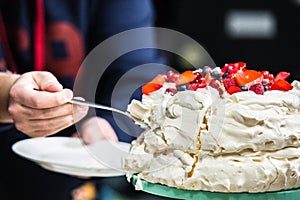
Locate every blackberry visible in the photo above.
<box><xmin>239</xmin><ymin>85</ymin><xmax>248</xmax><ymax>91</ymax></box>
<box><xmin>177</xmin><ymin>85</ymin><xmax>187</xmax><ymax>91</ymax></box>
<box><xmin>222</xmin><ymin>71</ymin><xmax>229</xmax><ymax>78</ymax></box>
<box><xmin>202</xmin><ymin>66</ymin><xmax>210</xmax><ymax>77</ymax></box>
<box><xmin>211</xmin><ymin>69</ymin><xmax>222</xmax><ymax>81</ymax></box>
<box><xmin>262</xmin><ymin>83</ymin><xmax>268</xmax><ymax>91</ymax></box>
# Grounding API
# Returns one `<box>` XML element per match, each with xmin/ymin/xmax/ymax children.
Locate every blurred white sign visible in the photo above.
<box><xmin>225</xmin><ymin>10</ymin><xmax>277</xmax><ymax>39</ymax></box>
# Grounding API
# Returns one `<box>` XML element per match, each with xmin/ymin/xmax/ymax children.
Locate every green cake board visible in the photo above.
<box><xmin>132</xmin><ymin>175</ymin><xmax>300</xmax><ymax>200</ymax></box>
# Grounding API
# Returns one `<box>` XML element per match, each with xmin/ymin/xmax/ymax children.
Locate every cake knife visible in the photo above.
<box><xmin>69</xmin><ymin>98</ymin><xmax>148</xmax><ymax>128</ymax></box>
<box><xmin>69</xmin><ymin>98</ymin><xmax>130</xmax><ymax>117</ymax></box>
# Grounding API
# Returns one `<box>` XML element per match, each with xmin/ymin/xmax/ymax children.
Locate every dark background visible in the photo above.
<box><xmin>153</xmin><ymin>0</ymin><xmax>300</xmax><ymax>81</ymax></box>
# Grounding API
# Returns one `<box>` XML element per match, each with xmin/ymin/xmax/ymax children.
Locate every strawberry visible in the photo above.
<box><xmin>226</xmin><ymin>85</ymin><xmax>243</xmax><ymax>94</ymax></box>
<box><xmin>141</xmin><ymin>74</ymin><xmax>167</xmax><ymax>95</ymax></box>
<box><xmin>221</xmin><ymin>65</ymin><xmax>228</xmax><ymax>74</ymax></box>
<box><xmin>175</xmin><ymin>70</ymin><xmax>196</xmax><ymax>85</ymax></box>
<box><xmin>221</xmin><ymin>62</ymin><xmax>293</xmax><ymax>95</ymax></box>
<box><xmin>235</xmin><ymin>62</ymin><xmax>246</xmax><ymax>70</ymax></box>
<box><xmin>274</xmin><ymin>71</ymin><xmax>290</xmax><ymax>81</ymax></box>
<box><xmin>227</xmin><ymin>65</ymin><xmax>238</xmax><ymax>74</ymax></box>
<box><xmin>235</xmin><ymin>70</ymin><xmax>263</xmax><ymax>87</ymax></box>
<box><xmin>249</xmin><ymin>83</ymin><xmax>264</xmax><ymax>95</ymax></box>
<box><xmin>269</xmin><ymin>79</ymin><xmax>293</xmax><ymax>91</ymax></box>
<box><xmin>142</xmin><ymin>82</ymin><xmax>163</xmax><ymax>95</ymax></box>
<box><xmin>150</xmin><ymin>74</ymin><xmax>167</xmax><ymax>84</ymax></box>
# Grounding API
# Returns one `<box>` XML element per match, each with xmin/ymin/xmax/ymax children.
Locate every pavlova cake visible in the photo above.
<box><xmin>123</xmin><ymin>62</ymin><xmax>300</xmax><ymax>193</ymax></box>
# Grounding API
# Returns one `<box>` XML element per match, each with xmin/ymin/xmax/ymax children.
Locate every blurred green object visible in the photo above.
<box><xmin>132</xmin><ymin>175</ymin><xmax>300</xmax><ymax>200</ymax></box>
<box><xmin>98</xmin><ymin>185</ymin><xmax>129</xmax><ymax>200</ymax></box>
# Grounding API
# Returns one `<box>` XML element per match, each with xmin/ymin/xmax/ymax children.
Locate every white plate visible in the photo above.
<box><xmin>12</xmin><ymin>137</ymin><xmax>131</xmax><ymax>177</ymax></box>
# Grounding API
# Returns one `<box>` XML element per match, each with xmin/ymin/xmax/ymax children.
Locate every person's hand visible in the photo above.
<box><xmin>8</xmin><ymin>71</ymin><xmax>88</xmax><ymax>137</ymax></box>
<box><xmin>79</xmin><ymin>116</ymin><xmax>118</xmax><ymax>145</ymax></box>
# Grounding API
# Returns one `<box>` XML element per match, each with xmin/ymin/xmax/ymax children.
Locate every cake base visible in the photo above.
<box><xmin>132</xmin><ymin>175</ymin><xmax>300</xmax><ymax>200</ymax></box>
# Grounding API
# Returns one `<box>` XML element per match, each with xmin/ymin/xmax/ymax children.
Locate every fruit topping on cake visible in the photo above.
<box><xmin>141</xmin><ymin>62</ymin><xmax>293</xmax><ymax>96</ymax></box>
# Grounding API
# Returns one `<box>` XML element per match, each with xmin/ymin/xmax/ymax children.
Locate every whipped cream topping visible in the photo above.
<box><xmin>124</xmin><ymin>80</ymin><xmax>300</xmax><ymax>192</ymax></box>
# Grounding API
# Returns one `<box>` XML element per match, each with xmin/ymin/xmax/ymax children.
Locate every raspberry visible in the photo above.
<box><xmin>187</xmin><ymin>82</ymin><xmax>206</xmax><ymax>91</ymax></box>
<box><xmin>167</xmin><ymin>71</ymin><xmax>180</xmax><ymax>82</ymax></box>
<box><xmin>165</xmin><ymin>88</ymin><xmax>177</xmax><ymax>95</ymax></box>
<box><xmin>167</xmin><ymin>70</ymin><xmax>196</xmax><ymax>85</ymax></box>
<box><xmin>194</xmin><ymin>71</ymin><xmax>202</xmax><ymax>79</ymax></box>
<box><xmin>222</xmin><ymin>77</ymin><xmax>237</xmax><ymax>89</ymax></box>
<box><xmin>261</xmin><ymin>70</ymin><xmax>274</xmax><ymax>82</ymax></box>
<box><xmin>209</xmin><ymin>79</ymin><xmax>220</xmax><ymax>89</ymax></box>
<box><xmin>249</xmin><ymin>83</ymin><xmax>264</xmax><ymax>95</ymax></box>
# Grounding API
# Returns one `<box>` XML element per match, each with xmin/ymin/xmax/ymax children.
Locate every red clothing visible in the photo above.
<box><xmin>0</xmin><ymin>1</ymin><xmax>163</xmax><ymax>200</ymax></box>
<box><xmin>0</xmin><ymin>0</ymin><xmax>159</xmax><ymax>88</ymax></box>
